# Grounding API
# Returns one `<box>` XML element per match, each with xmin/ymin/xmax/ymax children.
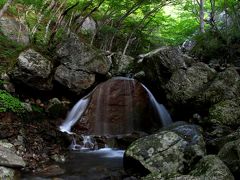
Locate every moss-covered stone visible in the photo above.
<box><xmin>209</xmin><ymin>99</ymin><xmax>240</xmax><ymax>126</ymax></box>
<box><xmin>124</xmin><ymin>122</ymin><xmax>206</xmax><ymax>176</ymax></box>
<box><xmin>190</xmin><ymin>155</ymin><xmax>234</xmax><ymax>180</ymax></box>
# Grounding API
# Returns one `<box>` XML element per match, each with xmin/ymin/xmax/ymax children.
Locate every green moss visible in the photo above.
<box><xmin>0</xmin><ymin>90</ymin><xmax>25</xmax><ymax>113</ymax></box>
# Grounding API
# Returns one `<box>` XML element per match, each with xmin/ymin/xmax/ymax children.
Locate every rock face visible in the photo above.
<box><xmin>11</xmin><ymin>49</ymin><xmax>53</xmax><ymax>90</ymax></box>
<box><xmin>55</xmin><ymin>33</ymin><xmax>111</xmax><ymax>92</ymax></box>
<box><xmin>124</xmin><ymin>122</ymin><xmax>205</xmax><ymax>176</ymax></box>
<box><xmin>166</xmin><ymin>62</ymin><xmax>216</xmax><ymax>104</ymax></box>
<box><xmin>0</xmin><ymin>142</ymin><xmax>25</xmax><ymax>168</ymax></box>
<box><xmin>0</xmin><ymin>16</ymin><xmax>29</xmax><ymax>45</ymax></box>
<box><xmin>74</xmin><ymin>78</ymin><xmax>163</xmax><ymax>135</ymax></box>
<box><xmin>76</xmin><ymin>16</ymin><xmax>97</xmax><ymax>34</ymax></box>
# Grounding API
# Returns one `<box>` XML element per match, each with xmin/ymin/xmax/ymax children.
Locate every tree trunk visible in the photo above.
<box><xmin>199</xmin><ymin>0</ymin><xmax>205</xmax><ymax>33</ymax></box>
<box><xmin>0</xmin><ymin>0</ymin><xmax>14</xmax><ymax>18</ymax></box>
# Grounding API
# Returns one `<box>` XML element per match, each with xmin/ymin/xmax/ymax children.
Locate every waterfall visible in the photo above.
<box><xmin>59</xmin><ymin>77</ymin><xmax>173</xmax><ymax>136</ymax></box>
<box><xmin>59</xmin><ymin>97</ymin><xmax>90</xmax><ymax>134</ymax></box>
<box><xmin>141</xmin><ymin>84</ymin><xmax>172</xmax><ymax>127</ymax></box>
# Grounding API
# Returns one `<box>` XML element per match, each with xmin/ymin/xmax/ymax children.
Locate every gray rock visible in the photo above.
<box><xmin>218</xmin><ymin>138</ymin><xmax>240</xmax><ymax>175</ymax></box>
<box><xmin>0</xmin><ymin>166</ymin><xmax>16</xmax><ymax>179</ymax></box>
<box><xmin>0</xmin><ymin>16</ymin><xmax>29</xmax><ymax>45</ymax></box>
<box><xmin>197</xmin><ymin>67</ymin><xmax>240</xmax><ymax>104</ymax></box>
<box><xmin>124</xmin><ymin>122</ymin><xmax>205</xmax><ymax>176</ymax></box>
<box><xmin>190</xmin><ymin>155</ymin><xmax>234</xmax><ymax>180</ymax></box>
<box><xmin>11</xmin><ymin>49</ymin><xmax>53</xmax><ymax>90</ymax></box>
<box><xmin>56</xmin><ymin>33</ymin><xmax>111</xmax><ymax>74</ymax></box>
<box><xmin>138</xmin><ymin>47</ymin><xmax>188</xmax><ymax>85</ymax></box>
<box><xmin>209</xmin><ymin>99</ymin><xmax>240</xmax><ymax>126</ymax></box>
<box><xmin>109</xmin><ymin>52</ymin><xmax>134</xmax><ymax>75</ymax></box>
<box><xmin>54</xmin><ymin>65</ymin><xmax>95</xmax><ymax>93</ymax></box>
<box><xmin>76</xmin><ymin>16</ymin><xmax>97</xmax><ymax>34</ymax></box>
<box><xmin>0</xmin><ymin>142</ymin><xmax>26</xmax><ymax>168</ymax></box>
<box><xmin>166</xmin><ymin>62</ymin><xmax>216</xmax><ymax>104</ymax></box>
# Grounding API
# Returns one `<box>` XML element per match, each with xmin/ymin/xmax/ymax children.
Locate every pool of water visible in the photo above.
<box><xmin>23</xmin><ymin>148</ymin><xmax>126</xmax><ymax>180</ymax></box>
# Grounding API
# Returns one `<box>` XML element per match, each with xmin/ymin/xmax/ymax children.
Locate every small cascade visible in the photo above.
<box><xmin>59</xmin><ymin>96</ymin><xmax>90</xmax><ymax>134</ymax></box>
<box><xmin>141</xmin><ymin>84</ymin><xmax>172</xmax><ymax>127</ymax></box>
<box><xmin>69</xmin><ymin>135</ymin><xmax>97</xmax><ymax>150</ymax></box>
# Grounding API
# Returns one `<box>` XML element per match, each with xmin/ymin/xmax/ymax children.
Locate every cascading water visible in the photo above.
<box><xmin>59</xmin><ymin>96</ymin><xmax>90</xmax><ymax>134</ymax></box>
<box><xmin>59</xmin><ymin>77</ymin><xmax>173</xmax><ymax>135</ymax></box>
<box><xmin>141</xmin><ymin>84</ymin><xmax>172</xmax><ymax>127</ymax></box>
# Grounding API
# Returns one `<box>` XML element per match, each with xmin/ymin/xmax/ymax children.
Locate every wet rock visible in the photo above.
<box><xmin>166</xmin><ymin>62</ymin><xmax>216</xmax><ymax>104</ymax></box>
<box><xmin>0</xmin><ymin>73</ymin><xmax>15</xmax><ymax>93</ymax></box>
<box><xmin>0</xmin><ymin>16</ymin><xmax>29</xmax><ymax>45</ymax></box>
<box><xmin>209</xmin><ymin>99</ymin><xmax>240</xmax><ymax>126</ymax></box>
<box><xmin>109</xmin><ymin>52</ymin><xmax>134</xmax><ymax>75</ymax></box>
<box><xmin>54</xmin><ymin>65</ymin><xmax>95</xmax><ymax>93</ymax></box>
<box><xmin>11</xmin><ymin>49</ymin><xmax>53</xmax><ymax>91</ymax></box>
<box><xmin>75</xmin><ymin>78</ymin><xmax>161</xmax><ymax>135</ymax></box>
<box><xmin>56</xmin><ymin>33</ymin><xmax>111</xmax><ymax>74</ymax></box>
<box><xmin>34</xmin><ymin>164</ymin><xmax>65</xmax><ymax>177</ymax></box>
<box><xmin>0</xmin><ymin>166</ymin><xmax>17</xmax><ymax>179</ymax></box>
<box><xmin>124</xmin><ymin>122</ymin><xmax>206</xmax><ymax>176</ymax></box>
<box><xmin>218</xmin><ymin>138</ymin><xmax>240</xmax><ymax>176</ymax></box>
<box><xmin>189</xmin><ymin>155</ymin><xmax>234</xmax><ymax>180</ymax></box>
<box><xmin>0</xmin><ymin>142</ymin><xmax>26</xmax><ymax>168</ymax></box>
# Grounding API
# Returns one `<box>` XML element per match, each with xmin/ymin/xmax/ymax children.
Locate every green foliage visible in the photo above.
<box><xmin>0</xmin><ymin>32</ymin><xmax>25</xmax><ymax>73</ymax></box>
<box><xmin>0</xmin><ymin>90</ymin><xmax>25</xmax><ymax>113</ymax></box>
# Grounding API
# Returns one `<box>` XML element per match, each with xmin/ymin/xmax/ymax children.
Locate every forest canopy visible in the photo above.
<box><xmin>0</xmin><ymin>0</ymin><xmax>239</xmax><ymax>57</ymax></box>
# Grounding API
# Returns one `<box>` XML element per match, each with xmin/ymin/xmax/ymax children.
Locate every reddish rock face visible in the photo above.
<box><xmin>73</xmin><ymin>78</ymin><xmax>160</xmax><ymax>135</ymax></box>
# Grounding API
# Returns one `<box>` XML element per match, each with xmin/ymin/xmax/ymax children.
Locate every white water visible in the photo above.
<box><xmin>141</xmin><ymin>84</ymin><xmax>172</xmax><ymax>127</ymax></box>
<box><xmin>59</xmin><ymin>97</ymin><xmax>90</xmax><ymax>134</ymax></box>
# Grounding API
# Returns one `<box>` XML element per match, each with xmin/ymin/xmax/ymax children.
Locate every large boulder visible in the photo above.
<box><xmin>54</xmin><ymin>65</ymin><xmax>95</xmax><ymax>93</ymax></box>
<box><xmin>56</xmin><ymin>33</ymin><xmax>110</xmax><ymax>74</ymax></box>
<box><xmin>55</xmin><ymin>33</ymin><xmax>111</xmax><ymax>92</ymax></box>
<box><xmin>197</xmin><ymin>67</ymin><xmax>240</xmax><ymax>104</ymax></box>
<box><xmin>0</xmin><ymin>142</ymin><xmax>25</xmax><ymax>168</ymax></box>
<box><xmin>75</xmin><ymin>16</ymin><xmax>97</xmax><ymax>34</ymax></box>
<box><xmin>138</xmin><ymin>47</ymin><xmax>188</xmax><ymax>84</ymax></box>
<box><xmin>124</xmin><ymin>122</ymin><xmax>206</xmax><ymax>177</ymax></box>
<box><xmin>0</xmin><ymin>16</ymin><xmax>29</xmax><ymax>45</ymax></box>
<box><xmin>73</xmin><ymin>78</ymin><xmax>164</xmax><ymax>135</ymax></box>
<box><xmin>11</xmin><ymin>49</ymin><xmax>53</xmax><ymax>90</ymax></box>
<box><xmin>165</xmin><ymin>62</ymin><xmax>216</xmax><ymax>104</ymax></box>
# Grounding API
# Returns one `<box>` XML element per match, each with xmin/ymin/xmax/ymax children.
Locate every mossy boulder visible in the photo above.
<box><xmin>209</xmin><ymin>99</ymin><xmax>240</xmax><ymax>126</ymax></box>
<box><xmin>124</xmin><ymin>122</ymin><xmax>206</xmax><ymax>176</ymax></box>
<box><xmin>11</xmin><ymin>49</ymin><xmax>53</xmax><ymax>91</ymax></box>
<box><xmin>197</xmin><ymin>67</ymin><xmax>240</xmax><ymax>104</ymax></box>
<box><xmin>189</xmin><ymin>155</ymin><xmax>234</xmax><ymax>180</ymax></box>
<box><xmin>165</xmin><ymin>62</ymin><xmax>216</xmax><ymax>104</ymax></box>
